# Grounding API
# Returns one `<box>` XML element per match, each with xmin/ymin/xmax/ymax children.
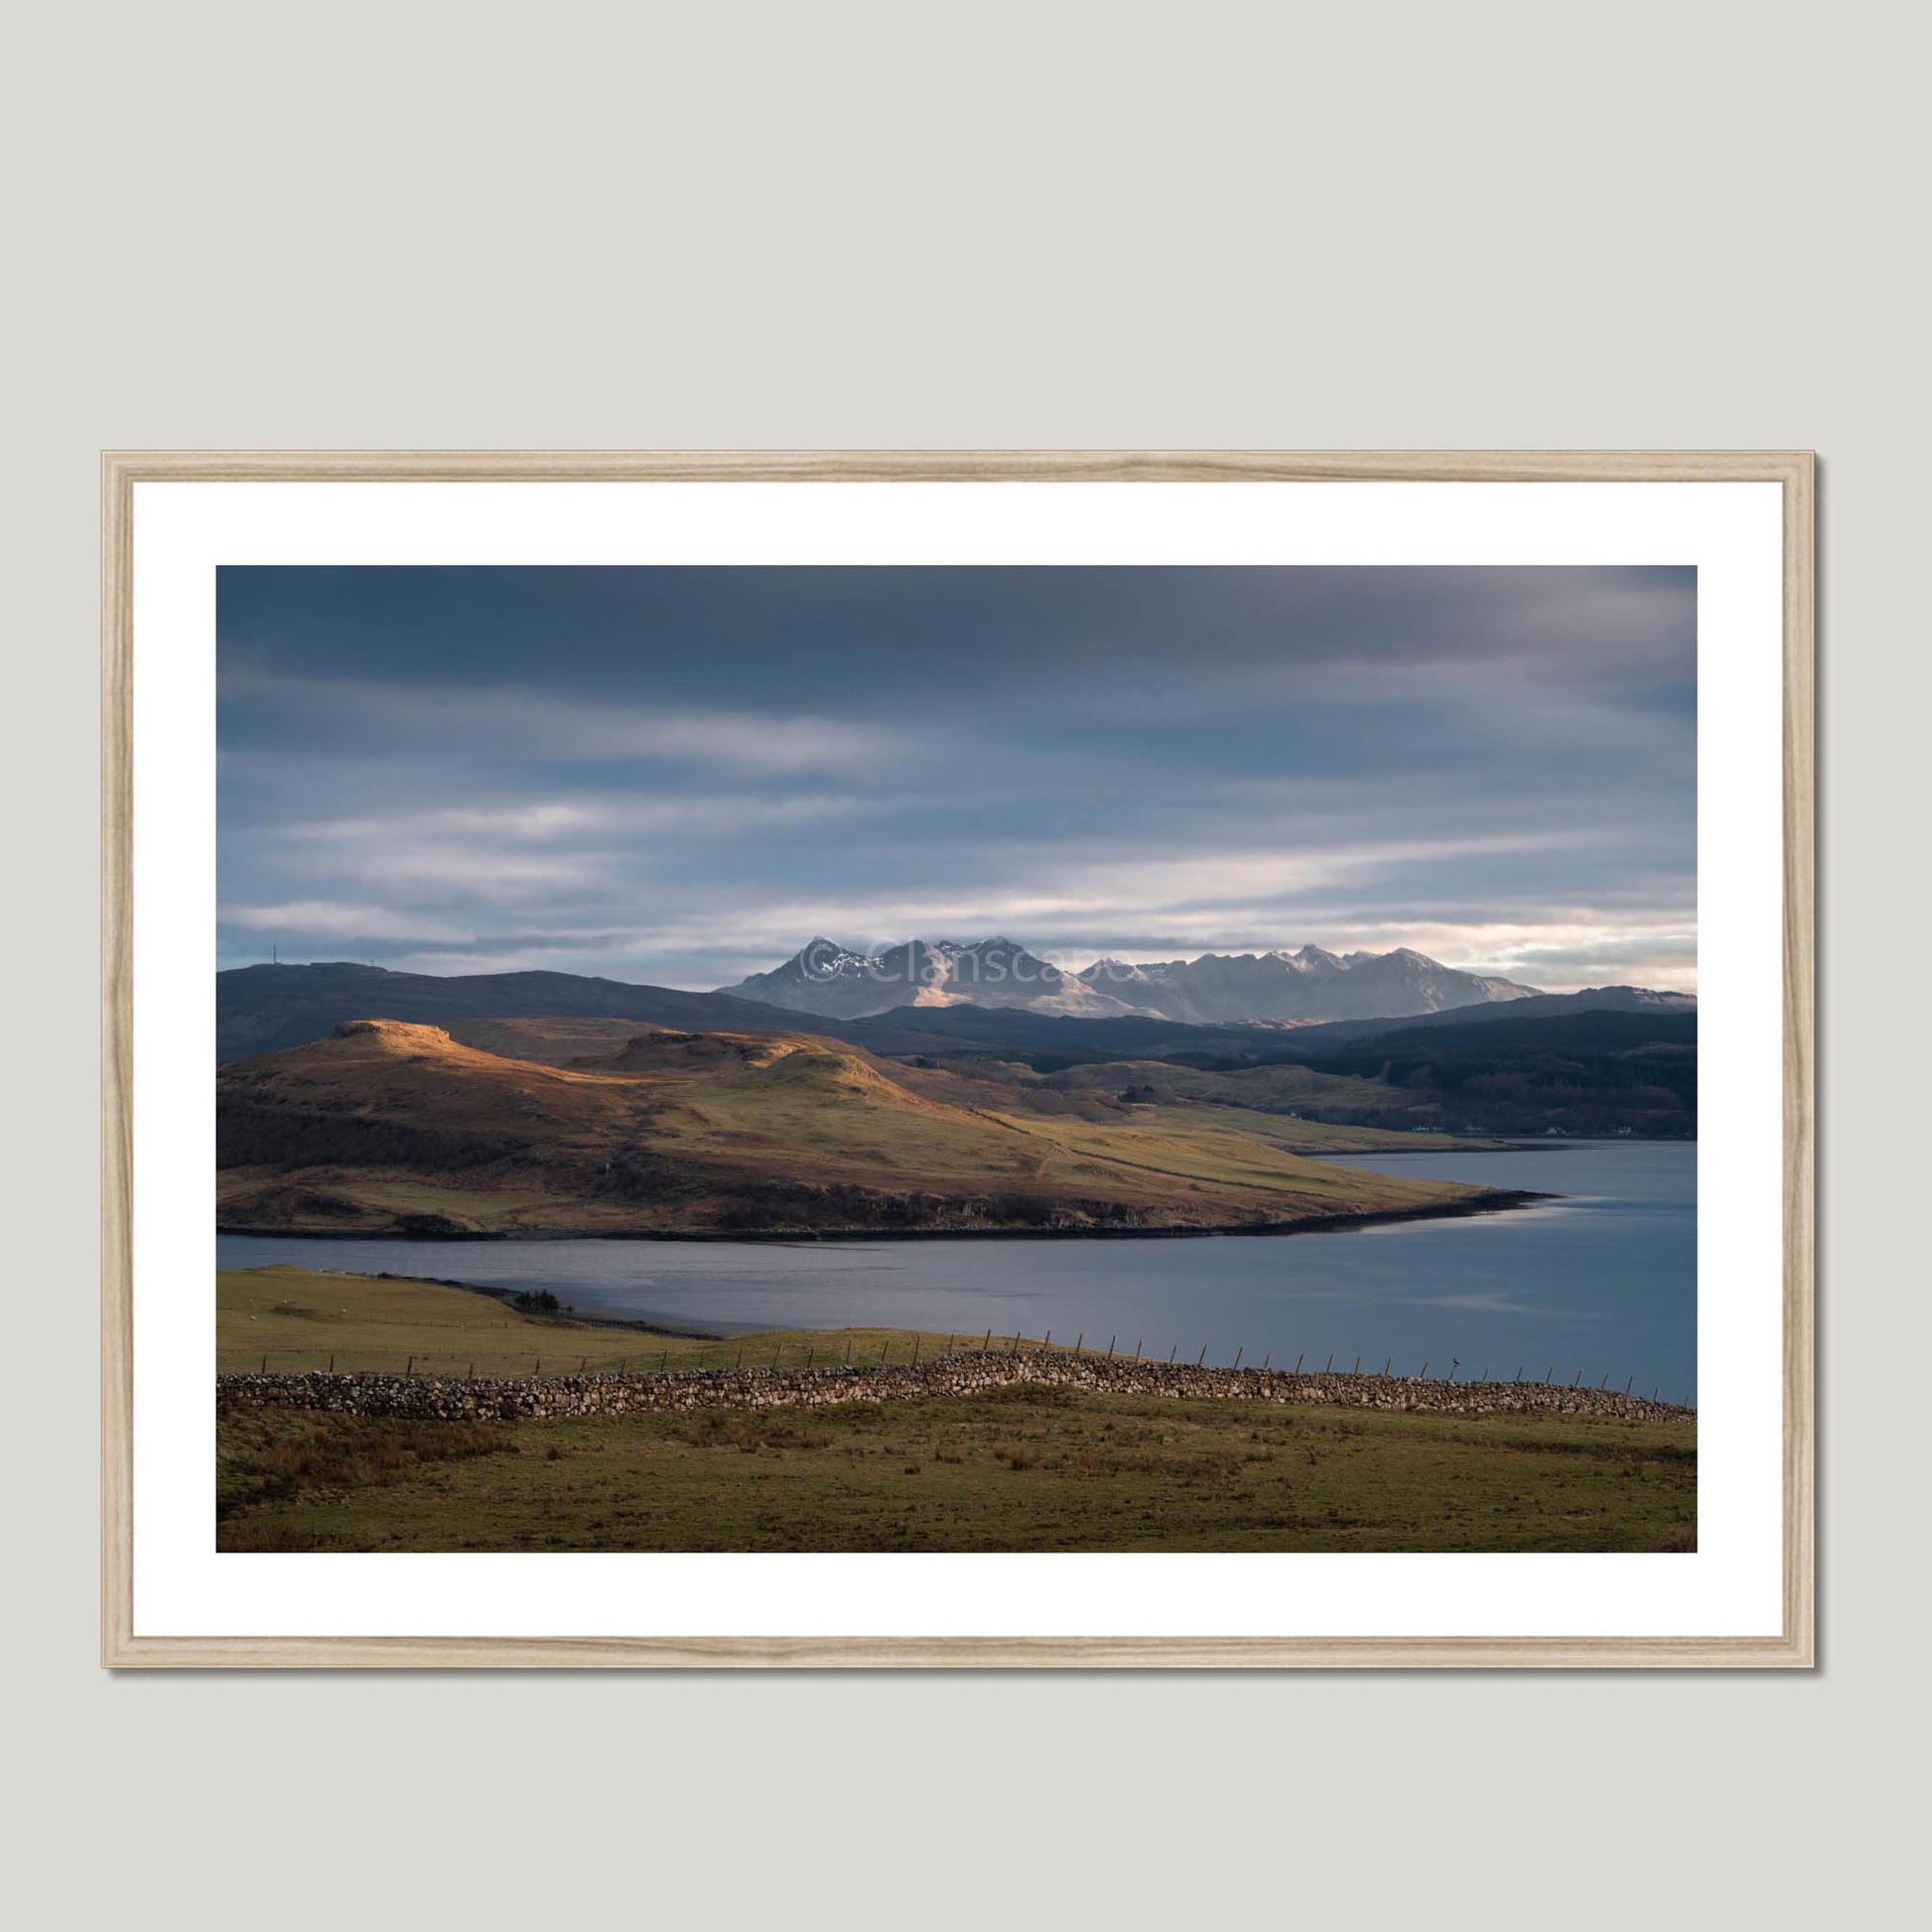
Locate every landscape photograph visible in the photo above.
<box><xmin>213</xmin><ymin>564</ymin><xmax>1698</xmax><ymax>1554</ymax></box>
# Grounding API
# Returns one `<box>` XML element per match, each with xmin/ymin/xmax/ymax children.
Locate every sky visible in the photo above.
<box><xmin>216</xmin><ymin>566</ymin><xmax>1697</xmax><ymax>994</ymax></box>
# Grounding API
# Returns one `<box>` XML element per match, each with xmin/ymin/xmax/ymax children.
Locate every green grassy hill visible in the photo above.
<box><xmin>219</xmin><ymin>1265</ymin><xmax>997</xmax><ymax>1375</ymax></box>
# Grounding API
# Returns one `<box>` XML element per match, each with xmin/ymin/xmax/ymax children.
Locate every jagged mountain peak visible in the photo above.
<box><xmin>721</xmin><ymin>937</ymin><xmax>1543</xmax><ymax>1026</ymax></box>
<box><xmin>719</xmin><ymin>933</ymin><xmax>1126</xmax><ymax>1021</ymax></box>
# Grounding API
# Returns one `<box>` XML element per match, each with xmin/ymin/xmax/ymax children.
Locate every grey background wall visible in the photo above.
<box><xmin>8</xmin><ymin>3</ymin><xmax>1923</xmax><ymax>1925</ymax></box>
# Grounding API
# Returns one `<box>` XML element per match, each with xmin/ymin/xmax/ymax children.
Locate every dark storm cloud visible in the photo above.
<box><xmin>216</xmin><ymin>566</ymin><xmax>1696</xmax><ymax>992</ymax></box>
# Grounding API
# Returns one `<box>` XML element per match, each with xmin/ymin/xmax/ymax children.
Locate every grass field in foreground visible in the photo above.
<box><xmin>219</xmin><ymin>1265</ymin><xmax>1062</xmax><ymax>1376</ymax></box>
<box><xmin>216</xmin><ymin>1388</ymin><xmax>1696</xmax><ymax>1554</ymax></box>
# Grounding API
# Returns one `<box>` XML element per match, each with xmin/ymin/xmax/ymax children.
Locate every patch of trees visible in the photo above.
<box><xmin>709</xmin><ymin>1178</ymin><xmax>941</xmax><ymax>1230</ymax></box>
<box><xmin>703</xmin><ymin>1181</ymin><xmax>1152</xmax><ymax>1232</ymax></box>
<box><xmin>216</xmin><ymin>1099</ymin><xmax>532</xmax><ymax>1172</ymax></box>
<box><xmin>580</xmin><ymin>1147</ymin><xmax>707</xmax><ymax>1205</ymax></box>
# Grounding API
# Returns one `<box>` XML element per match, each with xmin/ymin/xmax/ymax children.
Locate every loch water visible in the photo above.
<box><xmin>218</xmin><ymin>1140</ymin><xmax>1697</xmax><ymax>1403</ymax></box>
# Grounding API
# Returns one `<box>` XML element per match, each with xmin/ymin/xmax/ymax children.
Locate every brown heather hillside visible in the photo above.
<box><xmin>446</xmin><ymin>1016</ymin><xmax>668</xmax><ymax>1065</ymax></box>
<box><xmin>884</xmin><ymin>1054</ymin><xmax>1494</xmax><ymax>1147</ymax></box>
<box><xmin>447</xmin><ymin>1018</ymin><xmax>1502</xmax><ymax>1147</ymax></box>
<box><xmin>216</xmin><ymin>1018</ymin><xmax>1501</xmax><ymax>1237</ymax></box>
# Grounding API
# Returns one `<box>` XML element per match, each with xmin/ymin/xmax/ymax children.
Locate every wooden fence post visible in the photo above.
<box><xmin>1295</xmin><ymin>1353</ymin><xmax>1304</xmax><ymax>1373</ymax></box>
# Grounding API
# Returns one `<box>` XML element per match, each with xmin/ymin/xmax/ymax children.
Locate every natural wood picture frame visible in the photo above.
<box><xmin>101</xmin><ymin>450</ymin><xmax>1815</xmax><ymax>1669</ymax></box>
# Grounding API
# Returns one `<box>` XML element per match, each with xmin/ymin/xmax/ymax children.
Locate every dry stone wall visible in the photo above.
<box><xmin>217</xmin><ymin>1350</ymin><xmax>1692</xmax><ymax>1426</ymax></box>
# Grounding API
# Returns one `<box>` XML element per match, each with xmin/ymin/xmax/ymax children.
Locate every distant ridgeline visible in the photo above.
<box><xmin>1281</xmin><ymin>1011</ymin><xmax>1697</xmax><ymax>1141</ymax></box>
<box><xmin>216</xmin><ymin>963</ymin><xmax>1696</xmax><ymax>1141</ymax></box>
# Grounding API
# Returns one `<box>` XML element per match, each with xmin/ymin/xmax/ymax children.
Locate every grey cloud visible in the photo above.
<box><xmin>218</xmin><ymin>566</ymin><xmax>1695</xmax><ymax>996</ymax></box>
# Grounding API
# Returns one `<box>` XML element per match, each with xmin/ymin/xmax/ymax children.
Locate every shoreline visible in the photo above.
<box><xmin>1311</xmin><ymin>1135</ymin><xmax>1694</xmax><ymax>1156</ymax></box>
<box><xmin>216</xmin><ymin>1186</ymin><xmax>1556</xmax><ymax>1246</ymax></box>
<box><xmin>372</xmin><ymin>1273</ymin><xmax>728</xmax><ymax>1341</ymax></box>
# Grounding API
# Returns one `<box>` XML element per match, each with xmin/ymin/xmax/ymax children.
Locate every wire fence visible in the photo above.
<box><xmin>221</xmin><ymin>1329</ymin><xmax>1696</xmax><ymax>1412</ymax></box>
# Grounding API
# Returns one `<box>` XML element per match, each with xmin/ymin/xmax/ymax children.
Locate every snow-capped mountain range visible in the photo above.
<box><xmin>717</xmin><ymin>937</ymin><xmax>1545</xmax><ymax>1026</ymax></box>
<box><xmin>1075</xmin><ymin>944</ymin><xmax>1542</xmax><ymax>1024</ymax></box>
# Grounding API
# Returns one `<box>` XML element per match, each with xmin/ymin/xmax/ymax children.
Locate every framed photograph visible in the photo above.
<box><xmin>102</xmin><ymin>451</ymin><xmax>1813</xmax><ymax>1668</ymax></box>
